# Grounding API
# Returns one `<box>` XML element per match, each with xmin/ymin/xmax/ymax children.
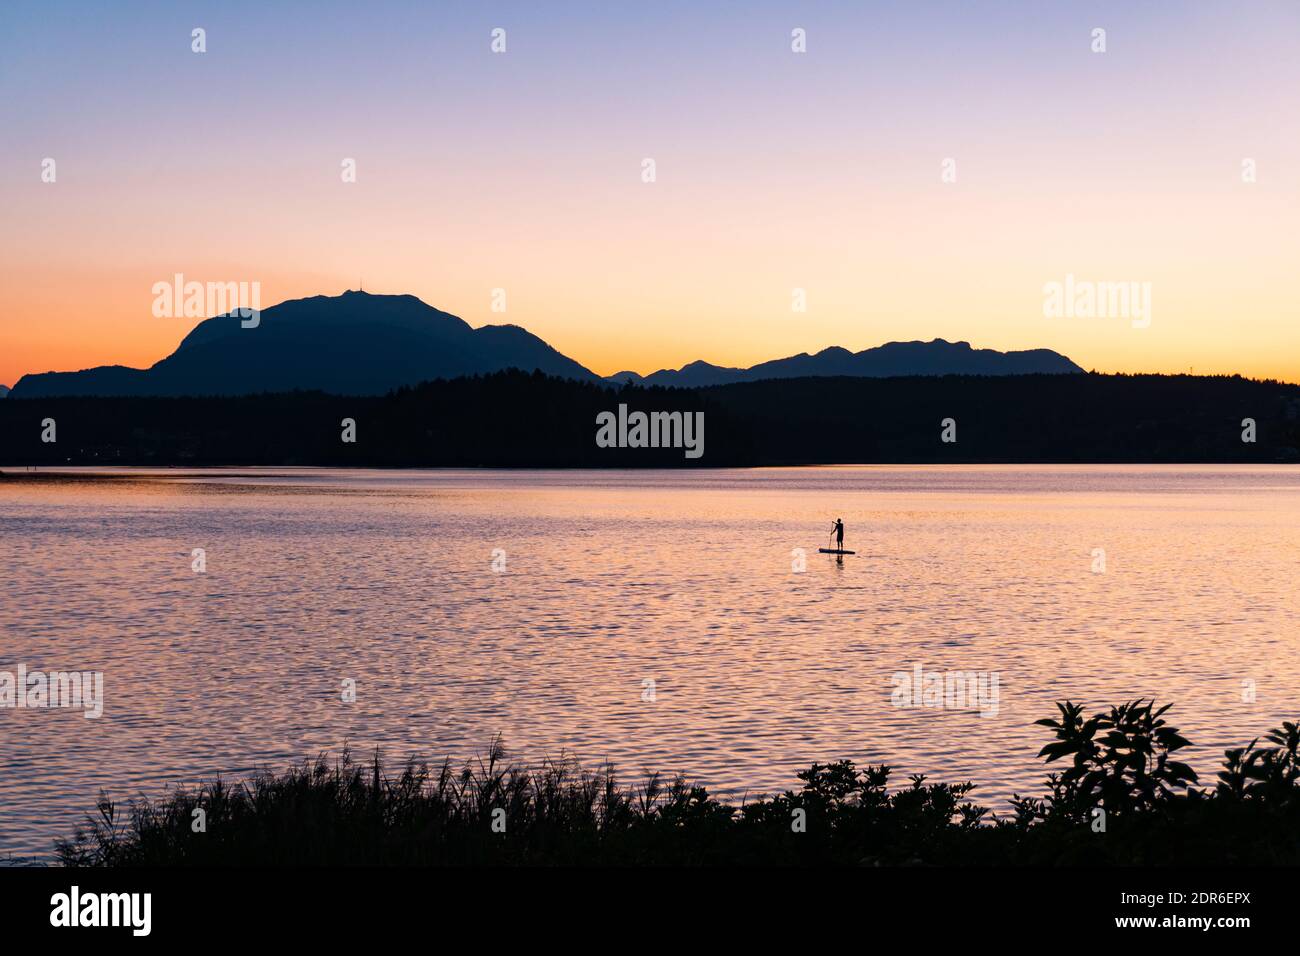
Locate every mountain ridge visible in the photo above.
<box><xmin>611</xmin><ymin>339</ymin><xmax>1083</xmax><ymax>387</ymax></box>
<box><xmin>11</xmin><ymin>291</ymin><xmax>601</xmax><ymax>398</ymax></box>
<box><xmin>10</xmin><ymin>291</ymin><xmax>1083</xmax><ymax>398</ymax></box>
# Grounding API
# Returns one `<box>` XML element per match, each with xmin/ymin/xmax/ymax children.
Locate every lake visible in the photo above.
<box><xmin>1</xmin><ymin>465</ymin><xmax>1297</xmax><ymax>860</ymax></box>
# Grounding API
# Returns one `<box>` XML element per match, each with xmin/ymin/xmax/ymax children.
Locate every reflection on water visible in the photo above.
<box><xmin>1</xmin><ymin>465</ymin><xmax>1297</xmax><ymax>859</ymax></box>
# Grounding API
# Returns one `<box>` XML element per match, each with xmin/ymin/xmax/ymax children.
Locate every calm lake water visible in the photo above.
<box><xmin>2</xmin><ymin>465</ymin><xmax>1298</xmax><ymax>860</ymax></box>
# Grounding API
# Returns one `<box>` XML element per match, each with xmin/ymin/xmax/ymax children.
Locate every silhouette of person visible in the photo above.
<box><xmin>832</xmin><ymin>518</ymin><xmax>844</xmax><ymax>551</ymax></box>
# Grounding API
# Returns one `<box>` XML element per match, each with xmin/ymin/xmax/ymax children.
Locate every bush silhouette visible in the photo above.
<box><xmin>55</xmin><ymin>702</ymin><xmax>1300</xmax><ymax>866</ymax></box>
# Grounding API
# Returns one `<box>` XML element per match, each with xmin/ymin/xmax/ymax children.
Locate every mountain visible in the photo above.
<box><xmin>0</xmin><ymin>385</ymin><xmax>9</xmax><ymax>398</ymax></box>
<box><xmin>632</xmin><ymin>340</ymin><xmax>1083</xmax><ymax>387</ymax></box>
<box><xmin>9</xmin><ymin>290</ymin><xmax>1083</xmax><ymax>399</ymax></box>
<box><xmin>604</xmin><ymin>370</ymin><xmax>646</xmax><ymax>386</ymax></box>
<box><xmin>10</xmin><ymin>291</ymin><xmax>601</xmax><ymax>398</ymax></box>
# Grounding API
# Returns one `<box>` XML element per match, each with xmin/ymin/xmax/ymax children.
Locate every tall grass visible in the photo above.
<box><xmin>56</xmin><ymin>702</ymin><xmax>1300</xmax><ymax>866</ymax></box>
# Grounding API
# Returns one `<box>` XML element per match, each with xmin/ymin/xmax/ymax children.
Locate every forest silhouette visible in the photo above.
<box><xmin>2</xmin><ymin>369</ymin><xmax>1297</xmax><ymax>467</ymax></box>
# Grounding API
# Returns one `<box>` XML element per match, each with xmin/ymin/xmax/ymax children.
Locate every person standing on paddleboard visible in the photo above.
<box><xmin>831</xmin><ymin>518</ymin><xmax>844</xmax><ymax>551</ymax></box>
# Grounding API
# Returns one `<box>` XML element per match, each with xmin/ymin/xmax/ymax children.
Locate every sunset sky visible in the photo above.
<box><xmin>2</xmin><ymin>0</ymin><xmax>1298</xmax><ymax>389</ymax></box>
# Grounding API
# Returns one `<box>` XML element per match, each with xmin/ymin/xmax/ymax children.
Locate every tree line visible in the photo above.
<box><xmin>1</xmin><ymin>369</ymin><xmax>1297</xmax><ymax>467</ymax></box>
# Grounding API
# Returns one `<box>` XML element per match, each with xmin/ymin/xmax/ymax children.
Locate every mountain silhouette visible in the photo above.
<box><xmin>10</xmin><ymin>290</ymin><xmax>1082</xmax><ymax>398</ymax></box>
<box><xmin>609</xmin><ymin>340</ymin><xmax>1083</xmax><ymax>387</ymax></box>
<box><xmin>0</xmin><ymin>385</ymin><xmax>9</xmax><ymax>398</ymax></box>
<box><xmin>605</xmin><ymin>370</ymin><xmax>646</xmax><ymax>386</ymax></box>
<box><xmin>10</xmin><ymin>291</ymin><xmax>601</xmax><ymax>398</ymax></box>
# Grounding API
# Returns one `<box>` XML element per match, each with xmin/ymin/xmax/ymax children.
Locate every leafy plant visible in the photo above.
<box><xmin>1028</xmin><ymin>698</ymin><xmax>1196</xmax><ymax>823</ymax></box>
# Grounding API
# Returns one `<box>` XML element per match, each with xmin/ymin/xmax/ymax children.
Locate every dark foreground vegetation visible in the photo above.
<box><xmin>2</xmin><ymin>370</ymin><xmax>1299</xmax><ymax>466</ymax></box>
<box><xmin>58</xmin><ymin>701</ymin><xmax>1300</xmax><ymax>865</ymax></box>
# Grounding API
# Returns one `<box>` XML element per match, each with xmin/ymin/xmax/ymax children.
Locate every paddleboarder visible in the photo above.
<box><xmin>830</xmin><ymin>518</ymin><xmax>844</xmax><ymax>552</ymax></box>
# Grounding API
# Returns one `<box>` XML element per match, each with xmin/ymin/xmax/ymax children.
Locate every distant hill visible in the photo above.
<box><xmin>623</xmin><ymin>340</ymin><xmax>1083</xmax><ymax>387</ymax></box>
<box><xmin>604</xmin><ymin>370</ymin><xmax>646</xmax><ymax>386</ymax></box>
<box><xmin>0</xmin><ymin>384</ymin><xmax>9</xmax><ymax>398</ymax></box>
<box><xmin>11</xmin><ymin>289</ymin><xmax>1083</xmax><ymax>398</ymax></box>
<box><xmin>10</xmin><ymin>291</ymin><xmax>601</xmax><ymax>398</ymax></box>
